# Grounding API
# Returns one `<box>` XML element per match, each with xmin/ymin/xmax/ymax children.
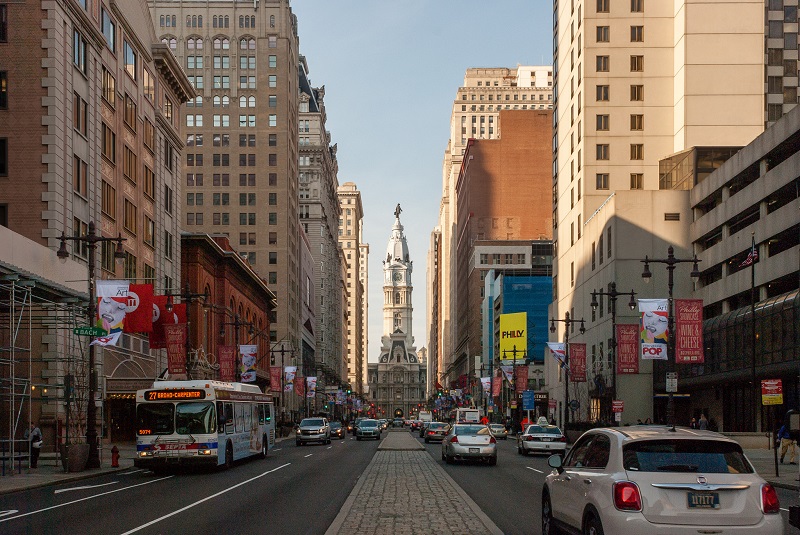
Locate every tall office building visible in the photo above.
<box><xmin>358</xmin><ymin>242</ymin><xmax>370</xmax><ymax>393</ymax></box>
<box><xmin>149</xmin><ymin>0</ymin><xmax>302</xmax><ymax>355</ymax></box>
<box><xmin>431</xmin><ymin>66</ymin><xmax>553</xmax><ymax>396</ymax></box>
<box><xmin>549</xmin><ymin>0</ymin><xmax>791</xmax><ymax>426</ymax></box>
<box><xmin>338</xmin><ymin>182</ymin><xmax>365</xmax><ymax>395</ymax></box>
<box><xmin>298</xmin><ymin>56</ymin><xmax>344</xmax><ymax>394</ymax></box>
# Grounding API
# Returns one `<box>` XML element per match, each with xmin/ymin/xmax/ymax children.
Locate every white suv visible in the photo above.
<box><xmin>541</xmin><ymin>426</ymin><xmax>783</xmax><ymax>534</ymax></box>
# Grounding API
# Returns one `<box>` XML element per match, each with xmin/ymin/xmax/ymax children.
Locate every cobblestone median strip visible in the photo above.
<box><xmin>325</xmin><ymin>450</ymin><xmax>502</xmax><ymax>535</ymax></box>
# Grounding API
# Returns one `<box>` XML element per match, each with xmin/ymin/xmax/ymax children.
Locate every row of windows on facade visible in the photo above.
<box><xmin>158</xmin><ymin>14</ymin><xmax>276</xmax><ymax>30</ymax></box>
<box><xmin>460</xmin><ymin>104</ymin><xmax>553</xmax><ymax>113</ymax></box>
<box><xmin>184</xmin><ymin>153</ymin><xmax>276</xmax><ymax>167</ymax></box>
<box><xmin>478</xmin><ymin>253</ymin><xmax>528</xmax><ymax>266</ymax></box>
<box><xmin>184</xmin><ymin>55</ymin><xmax>268</xmax><ymax>70</ymax></box>
<box><xmin>594</xmin><ymin>0</ymin><xmax>644</xmax><ymax>13</ymax></box>
<box><xmin>184</xmin><ymin>113</ymin><xmax>278</xmax><ymax>127</ymax></box>
<box><xmin>186</xmin><ymin>192</ymin><xmax>270</xmax><ymax>207</ymax></box>
<box><xmin>162</xmin><ymin>36</ymin><xmax>274</xmax><ymax>51</ymax></box>
<box><xmin>186</xmin><ymin>173</ymin><xmax>275</xmax><ymax>187</ymax></box>
<box><xmin>186</xmin><ymin>133</ymin><xmax>276</xmax><ymax>147</ymax></box>
<box><xmin>473</xmin><ymin>77</ymin><xmax>552</xmax><ymax>88</ymax></box>
<box><xmin>461</xmin><ymin>93</ymin><xmax>552</xmax><ymax>101</ymax></box>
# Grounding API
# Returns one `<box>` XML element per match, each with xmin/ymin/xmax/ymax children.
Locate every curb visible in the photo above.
<box><xmin>324</xmin><ymin>453</ymin><xmax>372</xmax><ymax>535</ymax></box>
<box><xmin>0</xmin><ymin>466</ymin><xmax>132</xmax><ymax>496</ymax></box>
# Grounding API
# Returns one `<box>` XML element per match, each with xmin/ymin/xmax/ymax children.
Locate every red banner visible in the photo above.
<box><xmin>675</xmin><ymin>299</ymin><xmax>704</xmax><ymax>364</ymax></box>
<box><xmin>218</xmin><ymin>345</ymin><xmax>236</xmax><ymax>382</ymax></box>
<box><xmin>269</xmin><ymin>366</ymin><xmax>282</xmax><ymax>393</ymax></box>
<box><xmin>569</xmin><ymin>343</ymin><xmax>587</xmax><ymax>382</ymax></box>
<box><xmin>515</xmin><ymin>365</ymin><xmax>529</xmax><ymax>394</ymax></box>
<box><xmin>164</xmin><ymin>323</ymin><xmax>187</xmax><ymax>375</ymax></box>
<box><xmin>492</xmin><ymin>376</ymin><xmax>502</xmax><ymax>397</ymax></box>
<box><xmin>294</xmin><ymin>377</ymin><xmax>305</xmax><ymax>397</ymax></box>
<box><xmin>125</xmin><ymin>284</ymin><xmax>154</xmax><ymax>333</ymax></box>
<box><xmin>150</xmin><ymin>297</ymin><xmax>186</xmax><ymax>349</ymax></box>
<box><xmin>616</xmin><ymin>324</ymin><xmax>640</xmax><ymax>374</ymax></box>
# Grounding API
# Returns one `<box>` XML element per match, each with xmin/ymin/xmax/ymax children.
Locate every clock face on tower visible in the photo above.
<box><xmin>394</xmin><ymin>272</ymin><xmax>403</xmax><ymax>282</ymax></box>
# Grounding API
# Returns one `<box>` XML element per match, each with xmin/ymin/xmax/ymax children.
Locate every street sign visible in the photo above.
<box><xmin>522</xmin><ymin>390</ymin><xmax>535</xmax><ymax>411</ymax></box>
<box><xmin>666</xmin><ymin>372</ymin><xmax>678</xmax><ymax>393</ymax></box>
<box><xmin>569</xmin><ymin>399</ymin><xmax>579</xmax><ymax>411</ymax></box>
<box><xmin>73</xmin><ymin>326</ymin><xmax>108</xmax><ymax>337</ymax></box>
<box><xmin>612</xmin><ymin>400</ymin><xmax>624</xmax><ymax>413</ymax></box>
<box><xmin>761</xmin><ymin>379</ymin><xmax>783</xmax><ymax>406</ymax></box>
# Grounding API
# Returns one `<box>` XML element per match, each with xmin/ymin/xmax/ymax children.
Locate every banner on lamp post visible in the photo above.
<box><xmin>515</xmin><ymin>365</ymin><xmax>529</xmax><ymax>394</ymax></box>
<box><xmin>481</xmin><ymin>377</ymin><xmax>491</xmax><ymax>394</ymax></box>
<box><xmin>546</xmin><ymin>342</ymin><xmax>567</xmax><ymax>369</ymax></box>
<box><xmin>239</xmin><ymin>344</ymin><xmax>257</xmax><ymax>383</ymax></box>
<box><xmin>492</xmin><ymin>376</ymin><xmax>502</xmax><ymax>397</ymax></box>
<box><xmin>294</xmin><ymin>376</ymin><xmax>305</xmax><ymax>397</ymax></box>
<box><xmin>569</xmin><ymin>343</ymin><xmax>587</xmax><ymax>382</ymax></box>
<box><xmin>164</xmin><ymin>323</ymin><xmax>187</xmax><ymax>375</ymax></box>
<box><xmin>639</xmin><ymin>299</ymin><xmax>669</xmax><ymax>360</ymax></box>
<box><xmin>124</xmin><ymin>284</ymin><xmax>154</xmax><ymax>333</ymax></box>
<box><xmin>616</xmin><ymin>324</ymin><xmax>640</xmax><ymax>374</ymax></box>
<box><xmin>218</xmin><ymin>345</ymin><xmax>236</xmax><ymax>382</ymax></box>
<box><xmin>306</xmin><ymin>377</ymin><xmax>317</xmax><ymax>398</ymax></box>
<box><xmin>269</xmin><ymin>366</ymin><xmax>282</xmax><ymax>392</ymax></box>
<box><xmin>675</xmin><ymin>299</ymin><xmax>704</xmax><ymax>364</ymax></box>
<box><xmin>284</xmin><ymin>366</ymin><xmax>296</xmax><ymax>392</ymax></box>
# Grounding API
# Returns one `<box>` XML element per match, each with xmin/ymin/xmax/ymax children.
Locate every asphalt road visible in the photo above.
<box><xmin>0</xmin><ymin>435</ymin><xmax>377</xmax><ymax>535</ymax></box>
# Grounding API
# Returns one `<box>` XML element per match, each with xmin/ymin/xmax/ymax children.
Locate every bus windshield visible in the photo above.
<box><xmin>176</xmin><ymin>402</ymin><xmax>216</xmax><ymax>435</ymax></box>
<box><xmin>137</xmin><ymin>403</ymin><xmax>174</xmax><ymax>435</ymax></box>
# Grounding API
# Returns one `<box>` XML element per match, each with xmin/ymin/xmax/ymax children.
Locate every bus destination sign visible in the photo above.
<box><xmin>144</xmin><ymin>389</ymin><xmax>206</xmax><ymax>401</ymax></box>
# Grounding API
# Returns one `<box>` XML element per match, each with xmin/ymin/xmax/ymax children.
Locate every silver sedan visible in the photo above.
<box><xmin>441</xmin><ymin>424</ymin><xmax>497</xmax><ymax>465</ymax></box>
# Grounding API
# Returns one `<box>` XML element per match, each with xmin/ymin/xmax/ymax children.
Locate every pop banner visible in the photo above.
<box><xmin>164</xmin><ymin>323</ymin><xmax>187</xmax><ymax>375</ymax></box>
<box><xmin>500</xmin><ymin>365</ymin><xmax>514</xmax><ymax>385</ymax></box>
<box><xmin>675</xmin><ymin>299</ymin><xmax>704</xmax><ymax>364</ymax></box>
<box><xmin>93</xmin><ymin>280</ymin><xmax>129</xmax><ymax>346</ymax></box>
<box><xmin>284</xmin><ymin>366</ymin><xmax>296</xmax><ymax>392</ymax></box>
<box><xmin>294</xmin><ymin>376</ymin><xmax>305</xmax><ymax>397</ymax></box>
<box><xmin>616</xmin><ymin>324</ymin><xmax>640</xmax><ymax>374</ymax></box>
<box><xmin>239</xmin><ymin>344</ymin><xmax>257</xmax><ymax>383</ymax></box>
<box><xmin>125</xmin><ymin>284</ymin><xmax>153</xmax><ymax>333</ymax></box>
<box><xmin>570</xmin><ymin>343</ymin><xmax>587</xmax><ymax>382</ymax></box>
<box><xmin>499</xmin><ymin>312</ymin><xmax>527</xmax><ymax>360</ymax></box>
<box><xmin>218</xmin><ymin>346</ymin><xmax>236</xmax><ymax>382</ymax></box>
<box><xmin>269</xmin><ymin>366</ymin><xmax>282</xmax><ymax>392</ymax></box>
<box><xmin>547</xmin><ymin>342</ymin><xmax>567</xmax><ymax>369</ymax></box>
<box><xmin>150</xmin><ymin>297</ymin><xmax>186</xmax><ymax>349</ymax></box>
<box><xmin>492</xmin><ymin>376</ymin><xmax>503</xmax><ymax>397</ymax></box>
<box><xmin>515</xmin><ymin>365</ymin><xmax>529</xmax><ymax>393</ymax></box>
<box><xmin>481</xmin><ymin>377</ymin><xmax>491</xmax><ymax>394</ymax></box>
<box><xmin>639</xmin><ymin>299</ymin><xmax>669</xmax><ymax>360</ymax></box>
<box><xmin>306</xmin><ymin>377</ymin><xmax>317</xmax><ymax>398</ymax></box>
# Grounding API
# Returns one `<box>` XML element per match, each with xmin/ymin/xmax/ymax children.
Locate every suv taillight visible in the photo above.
<box><xmin>613</xmin><ymin>481</ymin><xmax>642</xmax><ymax>511</ymax></box>
<box><xmin>450</xmin><ymin>436</ymin><xmax>459</xmax><ymax>443</ymax></box>
<box><xmin>489</xmin><ymin>437</ymin><xmax>496</xmax><ymax>444</ymax></box>
<box><xmin>761</xmin><ymin>483</ymin><xmax>780</xmax><ymax>514</ymax></box>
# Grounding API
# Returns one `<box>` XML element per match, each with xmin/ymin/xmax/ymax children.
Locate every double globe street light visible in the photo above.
<box><xmin>549</xmin><ymin>312</ymin><xmax>585</xmax><ymax>430</ymax></box>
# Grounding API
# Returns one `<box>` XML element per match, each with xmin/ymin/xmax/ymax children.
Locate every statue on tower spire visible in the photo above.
<box><xmin>394</xmin><ymin>203</ymin><xmax>402</xmax><ymax>219</ymax></box>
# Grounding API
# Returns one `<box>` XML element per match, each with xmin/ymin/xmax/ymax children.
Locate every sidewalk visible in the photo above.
<box><xmin>744</xmin><ymin>447</ymin><xmax>800</xmax><ymax>491</ymax></box>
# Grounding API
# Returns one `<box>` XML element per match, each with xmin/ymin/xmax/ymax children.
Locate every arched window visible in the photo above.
<box><xmin>187</xmin><ymin>15</ymin><xmax>191</xmax><ymax>27</ymax></box>
<box><xmin>248</xmin><ymin>96</ymin><xmax>255</xmax><ymax>107</ymax></box>
<box><xmin>214</xmin><ymin>38</ymin><xmax>221</xmax><ymax>49</ymax></box>
<box><xmin>239</xmin><ymin>96</ymin><xmax>247</xmax><ymax>108</ymax></box>
<box><xmin>224</xmin><ymin>16</ymin><xmax>229</xmax><ymax>28</ymax></box>
<box><xmin>222</xmin><ymin>38</ymin><xmax>230</xmax><ymax>50</ymax></box>
<box><xmin>160</xmin><ymin>15</ymin><xmax>165</xmax><ymax>27</ymax></box>
<box><xmin>239</xmin><ymin>15</ymin><xmax>244</xmax><ymax>28</ymax></box>
<box><xmin>171</xmin><ymin>15</ymin><xmax>176</xmax><ymax>27</ymax></box>
<box><xmin>395</xmin><ymin>292</ymin><xmax>400</xmax><ymax>305</ymax></box>
<box><xmin>194</xmin><ymin>96</ymin><xmax>203</xmax><ymax>107</ymax></box>
<box><xmin>214</xmin><ymin>96</ymin><xmax>222</xmax><ymax>107</ymax></box>
<box><xmin>221</xmin><ymin>96</ymin><xmax>229</xmax><ymax>107</ymax></box>
<box><xmin>270</xmin><ymin>15</ymin><xmax>275</xmax><ymax>28</ymax></box>
<box><xmin>191</xmin><ymin>15</ymin><xmax>197</xmax><ymax>28</ymax></box>
<box><xmin>213</xmin><ymin>15</ymin><xmax>217</xmax><ymax>28</ymax></box>
<box><xmin>187</xmin><ymin>37</ymin><xmax>195</xmax><ymax>49</ymax></box>
<box><xmin>162</xmin><ymin>37</ymin><xmax>176</xmax><ymax>51</ymax></box>
<box><xmin>197</xmin><ymin>16</ymin><xmax>202</xmax><ymax>28</ymax></box>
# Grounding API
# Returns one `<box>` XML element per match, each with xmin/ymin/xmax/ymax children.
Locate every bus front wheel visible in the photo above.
<box><xmin>260</xmin><ymin>435</ymin><xmax>268</xmax><ymax>459</ymax></box>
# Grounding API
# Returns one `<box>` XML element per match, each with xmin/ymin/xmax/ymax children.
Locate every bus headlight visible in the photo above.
<box><xmin>139</xmin><ymin>451</ymin><xmax>154</xmax><ymax>457</ymax></box>
<box><xmin>197</xmin><ymin>449</ymin><xmax>212</xmax><ymax>455</ymax></box>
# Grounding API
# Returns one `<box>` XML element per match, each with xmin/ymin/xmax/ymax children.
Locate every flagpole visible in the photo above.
<box><xmin>750</xmin><ymin>233</ymin><xmax>757</xmax><ymax>432</ymax></box>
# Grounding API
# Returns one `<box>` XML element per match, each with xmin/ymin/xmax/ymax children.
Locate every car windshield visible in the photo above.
<box><xmin>330</xmin><ymin>422</ymin><xmax>342</xmax><ymax>429</ymax></box>
<box><xmin>360</xmin><ymin>420</ymin><xmax>378</xmax><ymax>428</ymax></box>
<box><xmin>527</xmin><ymin>425</ymin><xmax>562</xmax><ymax>434</ymax></box>
<box><xmin>490</xmin><ymin>425</ymin><xmax>505</xmax><ymax>430</ymax></box>
<box><xmin>429</xmin><ymin>423</ymin><xmax>448</xmax><ymax>430</ymax></box>
<box><xmin>455</xmin><ymin>425</ymin><xmax>490</xmax><ymax>435</ymax></box>
<box><xmin>623</xmin><ymin>439</ymin><xmax>754</xmax><ymax>474</ymax></box>
<box><xmin>300</xmin><ymin>418</ymin><xmax>324</xmax><ymax>427</ymax></box>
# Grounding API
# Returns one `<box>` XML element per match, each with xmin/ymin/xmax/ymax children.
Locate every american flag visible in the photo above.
<box><xmin>739</xmin><ymin>239</ymin><xmax>758</xmax><ymax>268</ymax></box>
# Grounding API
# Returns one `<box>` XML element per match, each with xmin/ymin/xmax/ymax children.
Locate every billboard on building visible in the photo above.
<box><xmin>499</xmin><ymin>312</ymin><xmax>527</xmax><ymax>361</ymax></box>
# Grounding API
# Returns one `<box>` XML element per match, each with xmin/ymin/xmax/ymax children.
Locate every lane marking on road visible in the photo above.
<box><xmin>781</xmin><ymin>507</ymin><xmax>789</xmax><ymax>512</ymax></box>
<box><xmin>273</xmin><ymin>448</ymin><xmax>282</xmax><ymax>451</ymax></box>
<box><xmin>327</xmin><ymin>446</ymin><xmax>332</xmax><ymax>450</ymax></box>
<box><xmin>54</xmin><ymin>481</ymin><xmax>119</xmax><ymax>494</ymax></box>
<box><xmin>119</xmin><ymin>464</ymin><xmax>291</xmax><ymax>534</ymax></box>
<box><xmin>304</xmin><ymin>454</ymin><xmax>313</xmax><ymax>458</ymax></box>
<box><xmin>117</xmin><ymin>469</ymin><xmax>145</xmax><ymax>475</ymax></box>
<box><xmin>0</xmin><ymin>511</ymin><xmax>19</xmax><ymax>519</ymax></box>
<box><xmin>0</xmin><ymin>476</ymin><xmax>173</xmax><ymax>524</ymax></box>
<box><xmin>526</xmin><ymin>466</ymin><xmax>544</xmax><ymax>473</ymax></box>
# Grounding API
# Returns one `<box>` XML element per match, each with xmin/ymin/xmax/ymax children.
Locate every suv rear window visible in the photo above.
<box><xmin>623</xmin><ymin>439</ymin><xmax>754</xmax><ymax>474</ymax></box>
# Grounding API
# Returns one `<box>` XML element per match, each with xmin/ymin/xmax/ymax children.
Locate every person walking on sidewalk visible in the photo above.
<box><xmin>23</xmin><ymin>421</ymin><xmax>42</xmax><ymax>468</ymax></box>
<box><xmin>698</xmin><ymin>413</ymin><xmax>709</xmax><ymax>430</ymax></box>
<box><xmin>778</xmin><ymin>423</ymin><xmax>797</xmax><ymax>464</ymax></box>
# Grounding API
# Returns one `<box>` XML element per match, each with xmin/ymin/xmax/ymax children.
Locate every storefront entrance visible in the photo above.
<box><xmin>107</xmin><ymin>396</ymin><xmax>136</xmax><ymax>442</ymax></box>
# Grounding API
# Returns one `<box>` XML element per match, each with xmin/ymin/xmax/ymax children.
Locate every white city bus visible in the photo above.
<box><xmin>134</xmin><ymin>380</ymin><xmax>275</xmax><ymax>470</ymax></box>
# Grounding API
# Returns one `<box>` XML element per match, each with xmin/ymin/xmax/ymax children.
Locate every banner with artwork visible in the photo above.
<box><xmin>515</xmin><ymin>365</ymin><xmax>529</xmax><ymax>393</ymax></box>
<box><xmin>294</xmin><ymin>376</ymin><xmax>305</xmax><ymax>397</ymax></box>
<box><xmin>499</xmin><ymin>312</ymin><xmax>527</xmax><ymax>360</ymax></box>
<box><xmin>269</xmin><ymin>366</ymin><xmax>282</xmax><ymax>392</ymax></box>
<box><xmin>639</xmin><ymin>299</ymin><xmax>668</xmax><ymax>360</ymax></box>
<box><xmin>616</xmin><ymin>324</ymin><xmax>639</xmax><ymax>374</ymax></box>
<box><xmin>92</xmin><ymin>280</ymin><xmax>129</xmax><ymax>347</ymax></box>
<box><xmin>218</xmin><ymin>346</ymin><xmax>236</xmax><ymax>382</ymax></box>
<box><xmin>150</xmin><ymin>296</ymin><xmax>186</xmax><ymax>349</ymax></box>
<box><xmin>569</xmin><ymin>343</ymin><xmax>587</xmax><ymax>382</ymax></box>
<box><xmin>500</xmin><ymin>365</ymin><xmax>514</xmax><ymax>385</ymax></box>
<box><xmin>546</xmin><ymin>342</ymin><xmax>567</xmax><ymax>369</ymax></box>
<box><xmin>492</xmin><ymin>376</ymin><xmax>502</xmax><ymax>397</ymax></box>
<box><xmin>239</xmin><ymin>344</ymin><xmax>257</xmax><ymax>383</ymax></box>
<box><xmin>675</xmin><ymin>299</ymin><xmax>704</xmax><ymax>364</ymax></box>
<box><xmin>164</xmin><ymin>323</ymin><xmax>187</xmax><ymax>375</ymax></box>
<box><xmin>284</xmin><ymin>366</ymin><xmax>296</xmax><ymax>392</ymax></box>
<box><xmin>481</xmin><ymin>377</ymin><xmax>491</xmax><ymax>394</ymax></box>
<box><xmin>124</xmin><ymin>284</ymin><xmax>153</xmax><ymax>333</ymax></box>
<box><xmin>306</xmin><ymin>377</ymin><xmax>317</xmax><ymax>398</ymax></box>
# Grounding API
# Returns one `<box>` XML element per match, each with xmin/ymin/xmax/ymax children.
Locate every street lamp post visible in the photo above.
<box><xmin>549</xmin><ymin>312</ymin><xmax>585</xmax><ymax>430</ymax></box>
<box><xmin>165</xmin><ymin>283</ymin><xmax>209</xmax><ymax>380</ymax></box>
<box><xmin>57</xmin><ymin>222</ymin><xmax>126</xmax><ymax>469</ymax></box>
<box><xmin>640</xmin><ymin>245</ymin><xmax>701</xmax><ymax>427</ymax></box>
<box><xmin>590</xmin><ymin>282</ymin><xmax>636</xmax><ymax>423</ymax></box>
<box><xmin>219</xmin><ymin>315</ymin><xmax>255</xmax><ymax>382</ymax></box>
<box><xmin>271</xmin><ymin>342</ymin><xmax>293</xmax><ymax>423</ymax></box>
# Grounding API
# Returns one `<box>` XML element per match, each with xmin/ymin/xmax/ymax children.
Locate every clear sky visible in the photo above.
<box><xmin>290</xmin><ymin>0</ymin><xmax>553</xmax><ymax>363</ymax></box>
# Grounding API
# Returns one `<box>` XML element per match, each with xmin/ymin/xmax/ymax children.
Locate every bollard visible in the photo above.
<box><xmin>111</xmin><ymin>445</ymin><xmax>120</xmax><ymax>468</ymax></box>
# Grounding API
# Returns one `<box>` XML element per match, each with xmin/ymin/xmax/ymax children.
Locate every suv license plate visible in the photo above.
<box><xmin>687</xmin><ymin>492</ymin><xmax>720</xmax><ymax>509</ymax></box>
<box><xmin>469</xmin><ymin>448</ymin><xmax>480</xmax><ymax>453</ymax></box>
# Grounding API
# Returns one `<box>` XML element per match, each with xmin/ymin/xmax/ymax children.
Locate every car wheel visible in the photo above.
<box><xmin>518</xmin><ymin>445</ymin><xmax>523</xmax><ymax>455</ymax></box>
<box><xmin>424</xmin><ymin>438</ymin><xmax>429</xmax><ymax>443</ymax></box>
<box><xmin>224</xmin><ymin>442</ymin><xmax>233</xmax><ymax>470</ymax></box>
<box><xmin>260</xmin><ymin>435</ymin><xmax>268</xmax><ymax>459</ymax></box>
<box><xmin>356</xmin><ymin>436</ymin><xmax>361</xmax><ymax>441</ymax></box>
<box><xmin>445</xmin><ymin>454</ymin><xmax>452</xmax><ymax>464</ymax></box>
<box><xmin>296</xmin><ymin>441</ymin><xmax>301</xmax><ymax>446</ymax></box>
<box><xmin>488</xmin><ymin>456</ymin><xmax>497</xmax><ymax>466</ymax></box>
<box><xmin>542</xmin><ymin>490</ymin><xmax>557</xmax><ymax>535</ymax></box>
<box><xmin>583</xmin><ymin>513</ymin><xmax>604</xmax><ymax>535</ymax></box>
<box><xmin>441</xmin><ymin>450</ymin><xmax>446</xmax><ymax>461</ymax></box>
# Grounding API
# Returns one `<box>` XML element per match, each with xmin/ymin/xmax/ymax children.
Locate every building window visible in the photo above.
<box><xmin>73</xmin><ymin>155</ymin><xmax>87</xmax><ymax>197</ymax></box>
<box><xmin>73</xmin><ymin>29</ymin><xmax>88</xmax><ymax>74</ymax></box>
<box><xmin>123</xmin><ymin>252</ymin><xmax>137</xmax><ymax>280</ymax></box>
<box><xmin>102</xmin><ymin>181</ymin><xmax>115</xmax><ymax>218</ymax></box>
<box><xmin>596</xmin><ymin>85</ymin><xmax>609</xmax><ymax>101</ymax></box>
<box><xmin>596</xmin><ymin>55</ymin><xmax>609</xmax><ymax>72</ymax></box>
<box><xmin>630</xmin><ymin>173</ymin><xmax>643</xmax><ymax>189</ymax></box>
<box><xmin>596</xmin><ymin>114</ymin><xmax>609</xmax><ymax>131</ymax></box>
<box><xmin>630</xmin><ymin>144</ymin><xmax>644</xmax><ymax>160</ymax></box>
<box><xmin>101</xmin><ymin>8</ymin><xmax>115</xmax><ymax>51</ymax></box>
<box><xmin>164</xmin><ymin>231</ymin><xmax>173</xmax><ymax>260</ymax></box>
<box><xmin>123</xmin><ymin>199</ymin><xmax>137</xmax><ymax>234</ymax></box>
<box><xmin>102</xmin><ymin>123</ymin><xmax>116</xmax><ymax>163</ymax></box>
<box><xmin>596</xmin><ymin>144</ymin><xmax>609</xmax><ymax>160</ymax></box>
<box><xmin>73</xmin><ymin>93</ymin><xmax>87</xmax><ymax>136</ymax></box>
<box><xmin>596</xmin><ymin>173</ymin><xmax>609</xmax><ymax>190</ymax></box>
<box><xmin>124</xmin><ymin>94</ymin><xmax>137</xmax><ymax>132</ymax></box>
<box><xmin>144</xmin><ymin>216</ymin><xmax>155</xmax><ymax>247</ymax></box>
<box><xmin>143</xmin><ymin>165</ymin><xmax>155</xmax><ymax>199</ymax></box>
<box><xmin>123</xmin><ymin>40</ymin><xmax>137</xmax><ymax>80</ymax></box>
<box><xmin>0</xmin><ymin>5</ymin><xmax>7</xmax><ymax>43</ymax></box>
<box><xmin>630</xmin><ymin>114</ymin><xmax>644</xmax><ymax>130</ymax></box>
<box><xmin>631</xmin><ymin>26</ymin><xmax>644</xmax><ymax>42</ymax></box>
<box><xmin>630</xmin><ymin>85</ymin><xmax>644</xmax><ymax>101</ymax></box>
<box><xmin>630</xmin><ymin>55</ymin><xmax>643</xmax><ymax>72</ymax></box>
<box><xmin>631</xmin><ymin>0</ymin><xmax>643</xmax><ymax>12</ymax></box>
<box><xmin>597</xmin><ymin>0</ymin><xmax>609</xmax><ymax>12</ymax></box>
<box><xmin>596</xmin><ymin>26</ymin><xmax>609</xmax><ymax>42</ymax></box>
<box><xmin>0</xmin><ymin>71</ymin><xmax>9</xmax><ymax>109</ymax></box>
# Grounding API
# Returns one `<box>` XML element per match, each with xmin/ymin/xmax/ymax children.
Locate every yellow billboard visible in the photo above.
<box><xmin>499</xmin><ymin>312</ymin><xmax>527</xmax><ymax>361</ymax></box>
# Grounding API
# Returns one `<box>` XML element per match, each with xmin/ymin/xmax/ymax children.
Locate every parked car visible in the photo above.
<box><xmin>329</xmin><ymin>421</ymin><xmax>345</xmax><ymax>439</ymax></box>
<box><xmin>419</xmin><ymin>421</ymin><xmax>432</xmax><ymax>438</ymax></box>
<box><xmin>441</xmin><ymin>423</ymin><xmax>497</xmax><ymax>465</ymax></box>
<box><xmin>541</xmin><ymin>426</ymin><xmax>783</xmax><ymax>535</ymax></box>
<box><xmin>423</xmin><ymin>422</ymin><xmax>450</xmax><ymax>443</ymax></box>
<box><xmin>517</xmin><ymin>424</ymin><xmax>567</xmax><ymax>456</ymax></box>
<box><xmin>356</xmin><ymin>419</ymin><xmax>382</xmax><ymax>441</ymax></box>
<box><xmin>393</xmin><ymin>417</ymin><xmax>404</xmax><ymax>428</ymax></box>
<box><xmin>489</xmin><ymin>423</ymin><xmax>508</xmax><ymax>440</ymax></box>
<box><xmin>296</xmin><ymin>417</ymin><xmax>331</xmax><ymax>446</ymax></box>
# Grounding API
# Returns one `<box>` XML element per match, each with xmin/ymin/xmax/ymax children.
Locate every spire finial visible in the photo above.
<box><xmin>394</xmin><ymin>203</ymin><xmax>402</xmax><ymax>219</ymax></box>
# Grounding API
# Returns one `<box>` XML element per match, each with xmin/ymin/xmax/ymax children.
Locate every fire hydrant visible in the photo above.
<box><xmin>111</xmin><ymin>445</ymin><xmax>120</xmax><ymax>468</ymax></box>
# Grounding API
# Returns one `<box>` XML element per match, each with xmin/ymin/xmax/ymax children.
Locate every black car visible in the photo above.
<box><xmin>392</xmin><ymin>418</ymin><xmax>404</xmax><ymax>428</ymax></box>
<box><xmin>329</xmin><ymin>421</ymin><xmax>345</xmax><ymax>439</ymax></box>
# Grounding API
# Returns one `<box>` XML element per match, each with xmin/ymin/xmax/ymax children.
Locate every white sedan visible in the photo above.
<box><xmin>517</xmin><ymin>424</ymin><xmax>567</xmax><ymax>455</ymax></box>
<box><xmin>441</xmin><ymin>424</ymin><xmax>497</xmax><ymax>465</ymax></box>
